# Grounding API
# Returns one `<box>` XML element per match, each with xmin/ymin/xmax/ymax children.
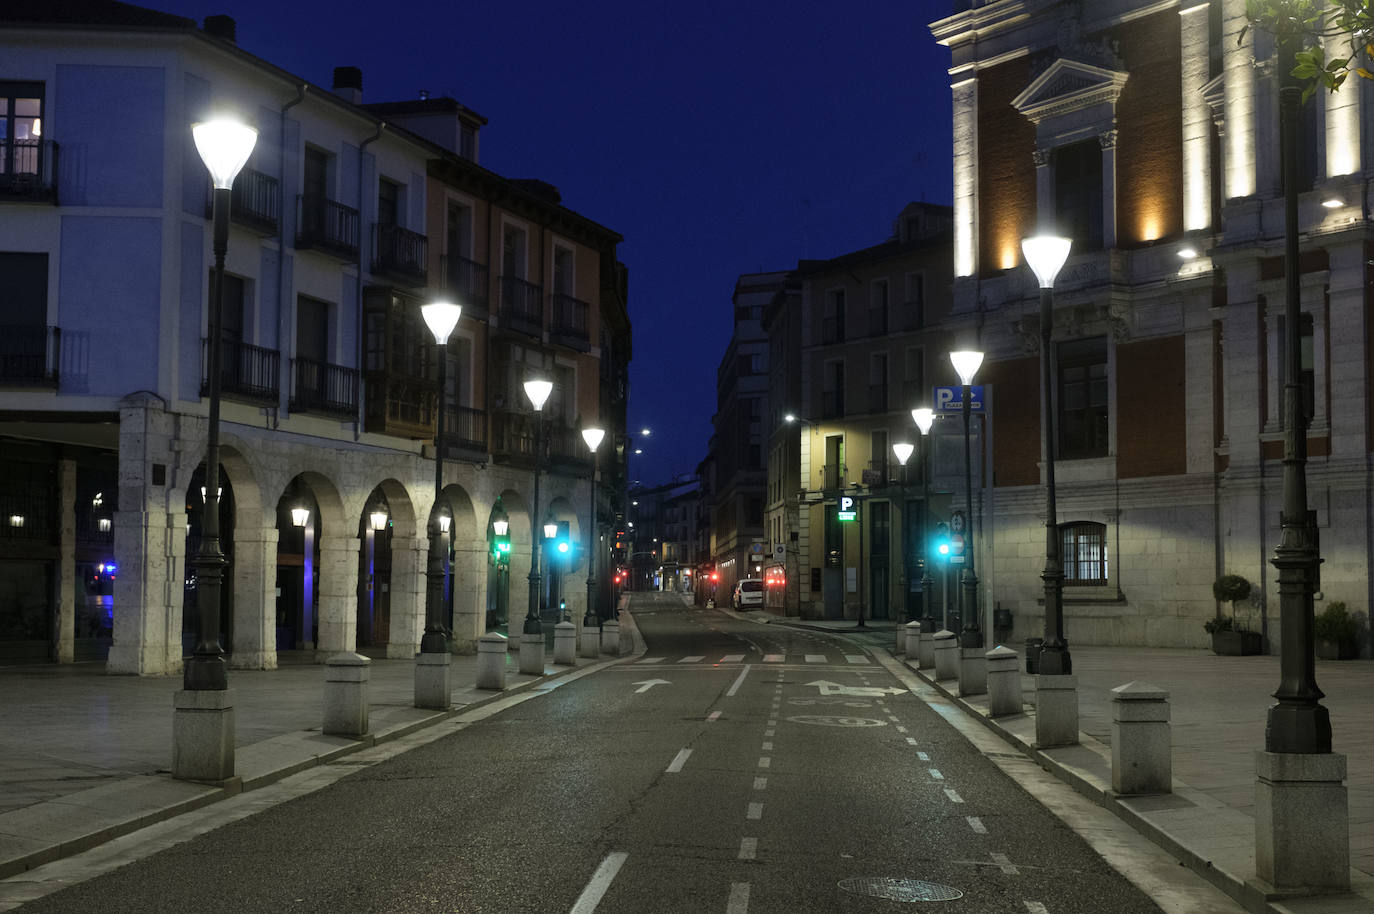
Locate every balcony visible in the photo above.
<box><xmin>441</xmin><ymin>255</ymin><xmax>489</xmax><ymax>319</ymax></box>
<box><xmin>821</xmin><ymin>463</ymin><xmax>846</xmax><ymax>492</ymax></box>
<box><xmin>363</xmin><ymin>372</ymin><xmax>436</xmax><ymax>440</ymax></box>
<box><xmin>500</xmin><ymin>275</ymin><xmax>543</xmax><ymax>338</ymax></box>
<box><xmin>372</xmin><ymin>223</ymin><xmax>428</xmax><ymax>287</ymax></box>
<box><xmin>296</xmin><ymin>194</ymin><xmax>360</xmax><ymax>261</ymax></box>
<box><xmin>439</xmin><ymin>403</ymin><xmax>487</xmax><ymax>459</ymax></box>
<box><xmin>290</xmin><ymin>357</ymin><xmax>358</xmax><ymax>417</ymax></box>
<box><xmin>0</xmin><ymin>139</ymin><xmax>58</xmax><ymax>204</ymax></box>
<box><xmin>862</xmin><ymin>459</ymin><xmax>894</xmax><ymax>488</ymax></box>
<box><xmin>206</xmin><ymin>167</ymin><xmax>278</xmax><ymax>234</ymax></box>
<box><xmin>0</xmin><ymin>325</ymin><xmax>60</xmax><ymax>387</ymax></box>
<box><xmin>489</xmin><ymin>411</ymin><xmax>588</xmax><ymax>471</ymax></box>
<box><xmin>550</xmin><ymin>292</ymin><xmax>591</xmax><ymax>352</ymax></box>
<box><xmin>200</xmin><ymin>338</ymin><xmax>280</xmax><ymax>404</ymax></box>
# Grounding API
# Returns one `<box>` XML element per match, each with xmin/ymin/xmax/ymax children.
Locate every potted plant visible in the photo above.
<box><xmin>1208</xmin><ymin>574</ymin><xmax>1261</xmax><ymax>655</ymax></box>
<box><xmin>1315</xmin><ymin>601</ymin><xmax>1361</xmax><ymax>660</ymax></box>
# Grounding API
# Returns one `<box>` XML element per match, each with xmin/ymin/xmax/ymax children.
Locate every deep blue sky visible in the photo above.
<box><xmin>156</xmin><ymin>0</ymin><xmax>956</xmax><ymax>485</ymax></box>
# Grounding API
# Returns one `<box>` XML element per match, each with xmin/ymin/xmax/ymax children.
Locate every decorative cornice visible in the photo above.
<box><xmin>1012</xmin><ymin>58</ymin><xmax>1131</xmax><ymax>125</ymax></box>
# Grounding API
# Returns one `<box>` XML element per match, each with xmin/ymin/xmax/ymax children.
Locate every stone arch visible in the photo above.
<box><xmin>543</xmin><ymin>494</ymin><xmax>584</xmax><ymax>621</ymax></box>
<box><xmin>494</xmin><ymin>487</ymin><xmax>533</xmax><ymax>642</ymax></box>
<box><xmin>276</xmin><ymin>469</ymin><xmax>353</xmax><ymax>657</ymax></box>
<box><xmin>438</xmin><ymin>482</ymin><xmax>484</xmax><ymax>652</ymax></box>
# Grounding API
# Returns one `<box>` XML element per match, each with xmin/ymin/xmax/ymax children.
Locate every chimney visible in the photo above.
<box><xmin>203</xmin><ymin>15</ymin><xmax>236</xmax><ymax>43</ymax></box>
<box><xmin>332</xmin><ymin>67</ymin><xmax>363</xmax><ymax>105</ymax></box>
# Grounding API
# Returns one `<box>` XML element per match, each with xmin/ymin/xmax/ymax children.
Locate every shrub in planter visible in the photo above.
<box><xmin>1207</xmin><ymin>575</ymin><xmax>1261</xmax><ymax>654</ymax></box>
<box><xmin>1315</xmin><ymin>601</ymin><xmax>1361</xmax><ymax>660</ymax></box>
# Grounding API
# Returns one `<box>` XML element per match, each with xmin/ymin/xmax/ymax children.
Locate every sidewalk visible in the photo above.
<box><xmin>735</xmin><ymin>610</ymin><xmax>1374</xmax><ymax>914</ymax></box>
<box><xmin>0</xmin><ymin>620</ymin><xmax>642</xmax><ymax>882</ymax></box>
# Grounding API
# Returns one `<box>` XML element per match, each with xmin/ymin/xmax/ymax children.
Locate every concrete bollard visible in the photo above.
<box><xmin>580</xmin><ymin>622</ymin><xmax>601</xmax><ymax>659</ymax></box>
<box><xmin>933</xmin><ymin>629</ymin><xmax>958</xmax><ymax>680</ymax></box>
<box><xmin>414</xmin><ymin>649</ymin><xmax>452</xmax><ymax>711</ymax></box>
<box><xmin>985</xmin><ymin>645</ymin><xmax>1021</xmax><ymax>716</ymax></box>
<box><xmin>476</xmin><ymin>632</ymin><xmax>507</xmax><ymax>690</ymax></box>
<box><xmin>917</xmin><ymin>629</ymin><xmax>935</xmax><ymax>670</ymax></box>
<box><xmin>324</xmin><ymin>652</ymin><xmax>371</xmax><ymax>738</ymax></box>
<box><xmin>518</xmin><ymin>630</ymin><xmax>545</xmax><ymax>675</ymax></box>
<box><xmin>904</xmin><ymin>622</ymin><xmax>922</xmax><ymax>662</ymax></box>
<box><xmin>1034</xmin><ymin>674</ymin><xmax>1079</xmax><ymax>748</ymax></box>
<box><xmin>554</xmin><ymin>621</ymin><xmax>578</xmax><ymax>665</ymax></box>
<box><xmin>1110</xmin><ymin>681</ymin><xmax>1172</xmax><ymax>795</ymax></box>
<box><xmin>172</xmin><ymin>688</ymin><xmax>236</xmax><ymax>783</ymax></box>
<box><xmin>958</xmin><ymin>646</ymin><xmax>988</xmax><ymax>697</ymax></box>
<box><xmin>602</xmin><ymin>619</ymin><xmax>622</xmax><ymax>656</ymax></box>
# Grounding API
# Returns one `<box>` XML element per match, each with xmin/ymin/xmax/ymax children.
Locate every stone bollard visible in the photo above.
<box><xmin>324</xmin><ymin>652</ymin><xmax>371</xmax><ymax>738</ymax></box>
<box><xmin>904</xmin><ymin>622</ymin><xmax>922</xmax><ymax>662</ymax></box>
<box><xmin>414</xmin><ymin>649</ymin><xmax>452</xmax><ymax>711</ymax></box>
<box><xmin>933</xmin><ymin>629</ymin><xmax>958</xmax><ymax>680</ymax></box>
<box><xmin>958</xmin><ymin>645</ymin><xmax>988</xmax><ymax>697</ymax></box>
<box><xmin>985</xmin><ymin>645</ymin><xmax>1021</xmax><ymax>716</ymax></box>
<box><xmin>895</xmin><ymin>622</ymin><xmax>906</xmax><ymax>654</ymax></box>
<box><xmin>580</xmin><ymin>622</ymin><xmax>601</xmax><ymax>659</ymax></box>
<box><xmin>1034</xmin><ymin>674</ymin><xmax>1079</xmax><ymax>749</ymax></box>
<box><xmin>1110</xmin><ymin>681</ymin><xmax>1172</xmax><ymax>795</ymax></box>
<box><xmin>917</xmin><ymin>629</ymin><xmax>935</xmax><ymax>670</ymax></box>
<box><xmin>1255</xmin><ymin>752</ymin><xmax>1350</xmax><ymax>893</ymax></box>
<box><xmin>476</xmin><ymin>632</ymin><xmax>507</xmax><ymax>690</ymax></box>
<box><xmin>554</xmin><ymin>621</ymin><xmax>578</xmax><ymax>665</ymax></box>
<box><xmin>519</xmin><ymin>629</ymin><xmax>545</xmax><ymax>675</ymax></box>
<box><xmin>601</xmin><ymin>618</ymin><xmax>622</xmax><ymax>656</ymax></box>
<box><xmin>172</xmin><ymin>688</ymin><xmax>236</xmax><ymax>783</ymax></box>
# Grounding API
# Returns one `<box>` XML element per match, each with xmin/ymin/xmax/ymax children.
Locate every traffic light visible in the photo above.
<box><xmin>555</xmin><ymin>520</ymin><xmax>571</xmax><ymax>556</ymax></box>
<box><xmin>492</xmin><ymin>533</ymin><xmax>511</xmax><ymax>564</ymax></box>
<box><xmin>932</xmin><ymin>523</ymin><xmax>951</xmax><ymax>562</ymax></box>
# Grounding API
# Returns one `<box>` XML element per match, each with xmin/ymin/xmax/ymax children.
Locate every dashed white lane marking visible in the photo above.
<box><xmin>707</xmin><ymin>711</ymin><xmax>722</xmax><ymax>722</ymax></box>
<box><xmin>666</xmin><ymin>749</ymin><xmax>693</xmax><ymax>773</ymax></box>
<box><xmin>738</xmin><ymin>837</ymin><xmax>757</xmax><ymax>860</ymax></box>
<box><xmin>804</xmin><ymin>654</ymin><xmax>825</xmax><ymax>663</ymax></box>
<box><xmin>763</xmin><ymin>653</ymin><xmax>784</xmax><ymax>662</ymax></box>
<box><xmin>636</xmin><ymin>657</ymin><xmax>666</xmax><ymax>664</ymax></box>
<box><xmin>917</xmin><ymin>752</ymin><xmax>930</xmax><ymax>761</ymax></box>
<box><xmin>720</xmin><ymin>654</ymin><xmax>746</xmax><ymax>663</ymax></box>
<box><xmin>726</xmin><ymin>664</ymin><xmax>752</xmax><ymax>697</ymax></box>
<box><xmin>569</xmin><ymin>851</ymin><xmax>629</xmax><ymax>914</ymax></box>
<box><xmin>967</xmin><ymin>816</ymin><xmax>987</xmax><ymax>834</ymax></box>
<box><xmin>764</xmin><ymin>729</ymin><xmax>774</xmax><ymax>737</ymax></box>
<box><xmin>845</xmin><ymin>654</ymin><xmax>868</xmax><ymax>664</ymax></box>
<box><xmin>762</xmin><ymin>742</ymin><xmax>773</xmax><ymax>751</ymax></box>
<box><xmin>1024</xmin><ymin>902</ymin><xmax>1049</xmax><ymax>913</ymax></box>
<box><xmin>681</xmin><ymin>656</ymin><xmax>705</xmax><ymax>663</ymax></box>
<box><xmin>753</xmin><ymin>777</ymin><xmax>767</xmax><ymax>790</ymax></box>
<box><xmin>758</xmin><ymin>757</ymin><xmax>771</xmax><ymax>769</ymax></box>
<box><xmin>746</xmin><ymin>802</ymin><xmax>763</xmax><ymax>820</ymax></box>
<box><xmin>727</xmin><ymin>882</ymin><xmax>750</xmax><ymax>914</ymax></box>
<box><xmin>767</xmin><ymin>718</ymin><xmax>777</xmax><ymax>726</ymax></box>
<box><xmin>895</xmin><ymin>725</ymin><xmax>908</xmax><ymax>733</ymax></box>
<box><xmin>928</xmin><ymin>768</ymin><xmax>944</xmax><ymax>780</ymax></box>
<box><xmin>990</xmin><ymin>852</ymin><xmax>1019</xmax><ymax>875</ymax></box>
<box><xmin>905</xmin><ymin>737</ymin><xmax>919</xmax><ymax>746</ymax></box>
<box><xmin>944</xmin><ymin>788</ymin><xmax>964</xmax><ymax>803</ymax></box>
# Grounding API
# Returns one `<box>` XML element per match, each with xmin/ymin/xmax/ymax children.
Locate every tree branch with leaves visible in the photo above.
<box><xmin>1246</xmin><ymin>0</ymin><xmax>1374</xmax><ymax>97</ymax></box>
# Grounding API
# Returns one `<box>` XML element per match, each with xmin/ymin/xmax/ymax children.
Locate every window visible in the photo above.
<box><xmin>553</xmin><ymin>246</ymin><xmax>574</xmax><ymax>296</ymax></box>
<box><xmin>1061</xmin><ymin>522</ymin><xmax>1108</xmax><ymax>585</ymax></box>
<box><xmin>822</xmin><ymin>360</ymin><xmax>845</xmax><ymax>418</ymax></box>
<box><xmin>211</xmin><ymin>271</ymin><xmax>246</xmax><ymax>343</ymax></box>
<box><xmin>869</xmin><ymin>279</ymin><xmax>888</xmax><ymax>336</ymax></box>
<box><xmin>870</xmin><ymin>429</ymin><xmax>888</xmax><ymax>480</ymax></box>
<box><xmin>748</xmin><ymin>444</ymin><xmax>761</xmax><ymax>469</ymax></box>
<box><xmin>303</xmin><ymin>146</ymin><xmax>329</xmax><ymax>200</ymax></box>
<box><xmin>904</xmin><ymin>273</ymin><xmax>925</xmax><ymax>330</ymax></box>
<box><xmin>823</xmin><ymin>289</ymin><xmax>845</xmax><ymax>343</ymax></box>
<box><xmin>1058</xmin><ymin>337</ymin><xmax>1108</xmax><ymax>459</ymax></box>
<box><xmin>459</xmin><ymin>122</ymin><xmax>477</xmax><ymax>161</ymax></box>
<box><xmin>0</xmin><ymin>82</ymin><xmax>43</xmax><ymax>177</ymax></box>
<box><xmin>904</xmin><ymin>347</ymin><xmax>924</xmax><ymax>393</ymax></box>
<box><xmin>0</xmin><ymin>252</ymin><xmax>47</xmax><ymax>324</ymax></box>
<box><xmin>1054</xmin><ymin>139</ymin><xmax>1104</xmax><ymax>250</ymax></box>
<box><xmin>446</xmin><ymin>201</ymin><xmax>472</xmax><ymax>260</ymax></box>
<box><xmin>502</xmin><ymin>225</ymin><xmax>527</xmax><ymax>279</ymax></box>
<box><xmin>377</xmin><ymin>178</ymin><xmax>400</xmax><ymax>227</ymax></box>
<box><xmin>1279</xmin><ymin>312</ymin><xmax>1316</xmax><ymax>424</ymax></box>
<box><xmin>870</xmin><ymin>353</ymin><xmax>888</xmax><ymax>412</ymax></box>
<box><xmin>870</xmin><ymin>501</ymin><xmax>890</xmax><ymax>556</ymax></box>
<box><xmin>824</xmin><ymin>504</ymin><xmax>841</xmax><ymax>566</ymax></box>
<box><xmin>296</xmin><ymin>296</ymin><xmax>330</xmax><ymax>363</ymax></box>
<box><xmin>824</xmin><ymin>434</ymin><xmax>845</xmax><ymax>491</ymax></box>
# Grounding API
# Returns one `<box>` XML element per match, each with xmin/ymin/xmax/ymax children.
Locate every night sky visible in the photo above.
<box><xmin>152</xmin><ymin>0</ymin><xmax>956</xmax><ymax>485</ymax></box>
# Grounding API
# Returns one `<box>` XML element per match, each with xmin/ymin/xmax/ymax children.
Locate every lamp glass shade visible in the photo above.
<box><xmin>1021</xmin><ymin>235</ymin><xmax>1072</xmax><ymax>289</ymax></box>
<box><xmin>438</xmin><ymin>514</ymin><xmax>451</xmax><ymax>533</ymax></box>
<box><xmin>912</xmin><ymin>407</ymin><xmax>935</xmax><ymax>435</ymax></box>
<box><xmin>582</xmin><ymin>427</ymin><xmax>606</xmax><ymax>452</ymax></box>
<box><xmin>950</xmin><ymin>350</ymin><xmax>984</xmax><ymax>386</ymax></box>
<box><xmin>892</xmin><ymin>442</ymin><xmax>915</xmax><ymax>466</ymax></box>
<box><xmin>421</xmin><ymin>301</ymin><xmax>462</xmax><ymax>344</ymax></box>
<box><xmin>524</xmin><ymin>378</ymin><xmax>554</xmax><ymax>411</ymax></box>
<box><xmin>544</xmin><ymin>522</ymin><xmax>558</xmax><ymax>540</ymax></box>
<box><xmin>192</xmin><ymin>119</ymin><xmax>259</xmax><ymax>190</ymax></box>
<box><xmin>200</xmin><ymin>486</ymin><xmax>223</xmax><ymax>501</ymax></box>
<box><xmin>9</xmin><ymin>514</ymin><xmax>23</xmax><ymax>528</ymax></box>
<box><xmin>784</xmin><ymin>413</ymin><xmax>797</xmax><ymax>423</ymax></box>
<box><xmin>491</xmin><ymin>518</ymin><xmax>508</xmax><ymax>536</ymax></box>
<box><xmin>290</xmin><ymin>506</ymin><xmax>310</xmax><ymax>528</ymax></box>
<box><xmin>370</xmin><ymin>511</ymin><xmax>389</xmax><ymax>532</ymax></box>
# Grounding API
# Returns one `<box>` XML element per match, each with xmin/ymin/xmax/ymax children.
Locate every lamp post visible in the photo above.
<box><xmin>912</xmin><ymin>407</ymin><xmax>935</xmax><ymax>633</ymax></box>
<box><xmin>491</xmin><ymin>499</ymin><xmax>510</xmax><ymax>632</ymax></box>
<box><xmin>521</xmin><ymin>376</ymin><xmax>554</xmax><ymax>674</ymax></box>
<box><xmin>420</xmin><ymin>301</ymin><xmax>461</xmax><ymax>656</ymax></box>
<box><xmin>187</xmin><ymin>117</ymin><xmax>257</xmax><ymax>693</ymax></box>
<box><xmin>950</xmin><ymin>350</ymin><xmax>984</xmax><ymax>649</ymax></box>
<box><xmin>582</xmin><ymin>427</ymin><xmax>606</xmax><ymax>635</ymax></box>
<box><xmin>1022</xmin><ymin>235</ymin><xmax>1073</xmax><ymax>675</ymax></box>
<box><xmin>892</xmin><ymin>441</ymin><xmax>914</xmax><ymax>626</ymax></box>
<box><xmin>544</xmin><ymin>516</ymin><xmax>562</xmax><ymax>620</ymax></box>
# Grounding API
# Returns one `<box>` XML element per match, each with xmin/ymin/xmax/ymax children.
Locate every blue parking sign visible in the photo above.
<box><xmin>933</xmin><ymin>385</ymin><xmax>984</xmax><ymax>412</ymax></box>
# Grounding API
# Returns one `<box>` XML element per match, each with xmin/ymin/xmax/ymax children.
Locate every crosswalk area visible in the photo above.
<box><xmin>634</xmin><ymin>653</ymin><xmax>872</xmax><ymax>666</ymax></box>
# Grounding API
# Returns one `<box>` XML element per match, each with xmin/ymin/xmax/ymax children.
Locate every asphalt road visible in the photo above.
<box><xmin>10</xmin><ymin>592</ymin><xmax>1170</xmax><ymax>913</ymax></box>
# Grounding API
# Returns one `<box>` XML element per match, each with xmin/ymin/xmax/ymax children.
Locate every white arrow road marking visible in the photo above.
<box><xmin>569</xmin><ymin>851</ymin><xmax>628</xmax><ymax>914</ymax></box>
<box><xmin>633</xmin><ymin>679</ymin><xmax>670</xmax><ymax>693</ymax></box>
<box><xmin>805</xmin><ymin>680</ymin><xmax>905</xmax><ymax>697</ymax></box>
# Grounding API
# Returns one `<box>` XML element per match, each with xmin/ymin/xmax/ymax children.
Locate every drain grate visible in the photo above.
<box><xmin>837</xmin><ymin>877</ymin><xmax>964</xmax><ymax>903</ymax></box>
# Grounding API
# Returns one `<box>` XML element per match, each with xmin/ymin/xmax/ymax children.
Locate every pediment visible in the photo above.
<box><xmin>1011</xmin><ymin>58</ymin><xmax>1130</xmax><ymax>124</ymax></box>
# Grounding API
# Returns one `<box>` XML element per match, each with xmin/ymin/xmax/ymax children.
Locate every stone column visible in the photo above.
<box><xmin>1098</xmin><ymin>129</ymin><xmax>1117</xmax><ymax>249</ymax></box>
<box><xmin>316</xmin><ymin>536</ymin><xmax>360</xmax><ymax>658</ymax></box>
<box><xmin>230</xmin><ymin>521</ymin><xmax>278</xmax><ymax>670</ymax></box>
<box><xmin>1322</xmin><ymin>23</ymin><xmax>1361</xmax><ymax>178</ymax></box>
<box><xmin>1327</xmin><ymin>243</ymin><xmax>1369</xmax><ymax>458</ymax></box>
<box><xmin>387</xmin><ymin>536</ymin><xmax>425</xmax><ymax>657</ymax></box>
<box><xmin>56</xmin><ymin>459</ymin><xmax>76</xmax><ymax>664</ymax></box>
<box><xmin>449</xmin><ymin>541</ymin><xmax>488</xmax><ymax>655</ymax></box>
<box><xmin>951</xmin><ymin>76</ymin><xmax>978</xmax><ymax>278</ymax></box>
<box><xmin>1110</xmin><ymin>681</ymin><xmax>1172</xmax><ymax>795</ymax></box>
<box><xmin>1180</xmin><ymin>1</ymin><xmax>1213</xmax><ymax>232</ymax></box>
<box><xmin>1033</xmin><ymin>147</ymin><xmax>1053</xmax><ymax>231</ymax></box>
<box><xmin>506</xmin><ymin>544</ymin><xmax>532</xmax><ymax>651</ymax></box>
<box><xmin>1222</xmin><ymin>0</ymin><xmax>1257</xmax><ymax>200</ymax></box>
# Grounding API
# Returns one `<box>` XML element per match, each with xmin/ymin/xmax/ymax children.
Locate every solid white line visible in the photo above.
<box><xmin>1024</xmin><ymin>902</ymin><xmax>1049</xmax><ymax>914</ymax></box>
<box><xmin>944</xmin><ymin>788</ymin><xmax>964</xmax><ymax>803</ymax></box>
<box><xmin>763</xmin><ymin>653</ymin><xmax>784</xmax><ymax>662</ymax></box>
<box><xmin>738</xmin><ymin>837</ymin><xmax>757</xmax><ymax>860</ymax></box>
<box><xmin>727</xmin><ymin>882</ymin><xmax>750</xmax><ymax>914</ymax></box>
<box><xmin>967</xmin><ymin>816</ymin><xmax>987</xmax><ymax>834</ymax></box>
<box><xmin>928</xmin><ymin>768</ymin><xmax>944</xmax><ymax>780</ymax></box>
<box><xmin>707</xmin><ymin>710</ymin><xmax>722</xmax><ymax>722</ymax></box>
<box><xmin>681</xmin><ymin>656</ymin><xmax>705</xmax><ymax>663</ymax></box>
<box><xmin>804</xmin><ymin>654</ymin><xmax>825</xmax><ymax>663</ymax></box>
<box><xmin>726</xmin><ymin>664</ymin><xmax>752</xmax><ymax>697</ymax></box>
<box><xmin>917</xmin><ymin>751</ymin><xmax>929</xmax><ymax>761</ymax></box>
<box><xmin>569</xmin><ymin>851</ymin><xmax>629</xmax><ymax>914</ymax></box>
<box><xmin>666</xmin><ymin>749</ymin><xmax>693</xmax><ymax>773</ymax></box>
<box><xmin>746</xmin><ymin>802</ymin><xmax>763</xmax><ymax>820</ymax></box>
<box><xmin>758</xmin><ymin>756</ymin><xmax>771</xmax><ymax>769</ymax></box>
<box><xmin>753</xmin><ymin>777</ymin><xmax>767</xmax><ymax>790</ymax></box>
<box><xmin>720</xmin><ymin>653</ymin><xmax>745</xmax><ymax>663</ymax></box>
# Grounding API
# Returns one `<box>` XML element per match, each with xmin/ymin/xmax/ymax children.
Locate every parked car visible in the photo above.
<box><xmin>733</xmin><ymin>578</ymin><xmax>764</xmax><ymax>609</ymax></box>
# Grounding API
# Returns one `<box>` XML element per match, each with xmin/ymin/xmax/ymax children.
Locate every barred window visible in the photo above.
<box><xmin>1061</xmin><ymin>521</ymin><xmax>1108</xmax><ymax>586</ymax></box>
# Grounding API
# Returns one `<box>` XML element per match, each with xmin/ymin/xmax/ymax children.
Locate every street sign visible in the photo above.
<box><xmin>838</xmin><ymin>495</ymin><xmax>857</xmax><ymax>522</ymax></box>
<box><xmin>934</xmin><ymin>385</ymin><xmax>985</xmax><ymax>412</ymax></box>
<box><xmin>949</xmin><ymin>532</ymin><xmax>965</xmax><ymax>564</ymax></box>
<box><xmin>772</xmin><ymin>543</ymin><xmax>786</xmax><ymax>560</ymax></box>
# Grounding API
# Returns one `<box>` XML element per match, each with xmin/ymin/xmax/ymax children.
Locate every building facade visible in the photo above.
<box><xmin>931</xmin><ymin>0</ymin><xmax>1372</xmax><ymax>653</ymax></box>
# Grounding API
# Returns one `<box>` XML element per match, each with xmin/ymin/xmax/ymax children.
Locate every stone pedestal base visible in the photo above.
<box><xmin>985</xmin><ymin>645</ymin><xmax>1021</xmax><ymax>716</ymax></box>
<box><xmin>917</xmin><ymin>632</ymin><xmax>935</xmax><ymax>670</ymax></box>
<box><xmin>1034</xmin><ymin>674</ymin><xmax>1079</xmax><ymax>748</ymax></box>
<box><xmin>476</xmin><ymin>632</ymin><xmax>507</xmax><ymax>690</ymax></box>
<box><xmin>414</xmin><ymin>650</ymin><xmax>452</xmax><ymax>710</ymax></box>
<box><xmin>1110</xmin><ymin>681</ymin><xmax>1171</xmax><ymax>795</ymax></box>
<box><xmin>933</xmin><ymin>630</ymin><xmax>958</xmax><ymax>680</ymax></box>
<box><xmin>554</xmin><ymin>621</ymin><xmax>577</xmax><ymax>665</ymax></box>
<box><xmin>1253</xmin><ymin>751</ymin><xmax>1349</xmax><ymax>894</ymax></box>
<box><xmin>323</xmin><ymin>652</ymin><xmax>371</xmax><ymax>738</ymax></box>
<box><xmin>958</xmin><ymin>647</ymin><xmax>987</xmax><ymax>697</ymax></box>
<box><xmin>904</xmin><ymin>623</ymin><xmax>921</xmax><ymax>662</ymax></box>
<box><xmin>519</xmin><ymin>631</ymin><xmax>545</xmax><ymax>675</ymax></box>
<box><xmin>580</xmin><ymin>624</ymin><xmax>601</xmax><ymax>659</ymax></box>
<box><xmin>173</xmin><ymin>688</ymin><xmax>235</xmax><ymax>783</ymax></box>
<box><xmin>601</xmin><ymin>620</ymin><xmax>622</xmax><ymax>656</ymax></box>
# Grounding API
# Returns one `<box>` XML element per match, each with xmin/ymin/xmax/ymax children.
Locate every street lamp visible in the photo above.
<box><xmin>582</xmin><ymin>426</ymin><xmax>606</xmax><ymax>633</ymax></box>
<box><xmin>913</xmin><ymin>407</ymin><xmax>935</xmax><ymax>635</ymax></box>
<box><xmin>522</xmin><ymin>375</ymin><xmax>554</xmax><ymax>673</ymax></box>
<box><xmin>491</xmin><ymin>498</ymin><xmax>510</xmax><ymax>632</ymax></box>
<box><xmin>187</xmin><ymin>116</ymin><xmax>257</xmax><ymax>693</ymax></box>
<box><xmin>420</xmin><ymin>300</ymin><xmax>461</xmax><ymax>658</ymax></box>
<box><xmin>950</xmin><ymin>349</ymin><xmax>984</xmax><ymax>649</ymax></box>
<box><xmin>892</xmin><ymin>441</ymin><xmax>914</xmax><ymax>627</ymax></box>
<box><xmin>1022</xmin><ymin>234</ymin><xmax>1072</xmax><ymax>675</ymax></box>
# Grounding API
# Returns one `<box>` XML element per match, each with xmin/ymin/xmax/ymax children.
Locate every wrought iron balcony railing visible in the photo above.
<box><xmin>550</xmin><ymin>292</ymin><xmax>590</xmax><ymax>351</ymax></box>
<box><xmin>500</xmin><ymin>275</ymin><xmax>543</xmax><ymax>337</ymax></box>
<box><xmin>372</xmin><ymin>223</ymin><xmax>428</xmax><ymax>287</ymax></box>
<box><xmin>441</xmin><ymin>255</ymin><xmax>489</xmax><ymax>317</ymax></box>
<box><xmin>0</xmin><ymin>325</ymin><xmax>60</xmax><ymax>387</ymax></box>
<box><xmin>206</xmin><ymin>167</ymin><xmax>278</xmax><ymax>234</ymax></box>
<box><xmin>296</xmin><ymin>194</ymin><xmax>360</xmax><ymax>260</ymax></box>
<box><xmin>201</xmin><ymin>338</ymin><xmax>280</xmax><ymax>403</ymax></box>
<box><xmin>290</xmin><ymin>357</ymin><xmax>358</xmax><ymax>417</ymax></box>
<box><xmin>0</xmin><ymin>139</ymin><xmax>58</xmax><ymax>203</ymax></box>
<box><xmin>821</xmin><ymin>463</ymin><xmax>846</xmax><ymax>492</ymax></box>
<box><xmin>440</xmin><ymin>404</ymin><xmax>487</xmax><ymax>456</ymax></box>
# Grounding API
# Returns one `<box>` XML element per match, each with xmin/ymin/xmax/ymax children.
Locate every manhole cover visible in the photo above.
<box><xmin>837</xmin><ymin>877</ymin><xmax>963</xmax><ymax>903</ymax></box>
